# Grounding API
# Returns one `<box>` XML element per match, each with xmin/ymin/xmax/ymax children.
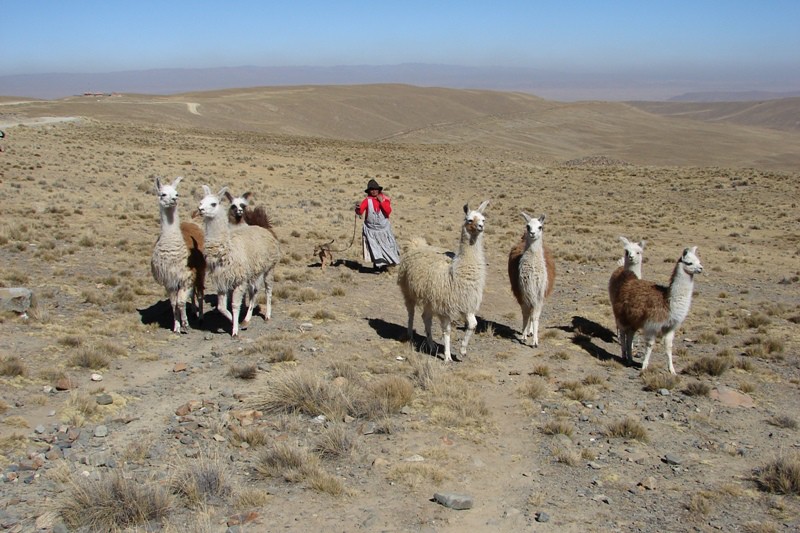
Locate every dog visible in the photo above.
<box><xmin>313</xmin><ymin>239</ymin><xmax>335</xmax><ymax>271</ymax></box>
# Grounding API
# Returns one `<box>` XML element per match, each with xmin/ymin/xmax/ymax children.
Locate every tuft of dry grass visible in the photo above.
<box><xmin>542</xmin><ymin>419</ymin><xmax>574</xmax><ymax>438</ymax></box>
<box><xmin>313</xmin><ymin>423</ymin><xmax>357</xmax><ymax>459</ymax></box>
<box><xmin>171</xmin><ymin>455</ymin><xmax>232</xmax><ymax>507</ymax></box>
<box><xmin>61</xmin><ymin>472</ymin><xmax>173</xmax><ymax>530</ymax></box>
<box><xmin>604</xmin><ymin>418</ymin><xmax>649</xmax><ymax>443</ymax></box>
<box><xmin>387</xmin><ymin>462</ymin><xmax>448</xmax><ymax>488</ymax></box>
<box><xmin>520</xmin><ymin>377</ymin><xmax>548</xmax><ymax>400</ymax></box>
<box><xmin>408</xmin><ymin>354</ymin><xmax>441</xmax><ymax>390</ymax></box>
<box><xmin>687</xmin><ymin>489</ymin><xmax>718</xmax><ymax>516</ymax></box>
<box><xmin>683</xmin><ymin>381</ymin><xmax>711</xmax><ymax>397</ymax></box>
<box><xmin>552</xmin><ymin>446</ymin><xmax>580</xmax><ymax>466</ymax></box>
<box><xmin>256</xmin><ymin>441</ymin><xmax>345</xmax><ymax>496</ymax></box>
<box><xmin>228</xmin><ymin>363</ymin><xmax>258</xmax><ymax>380</ymax></box>
<box><xmin>249</xmin><ymin>368</ymin><xmax>349</xmax><ymax>420</ymax></box>
<box><xmin>683</xmin><ymin>355</ymin><xmax>731</xmax><ymax>377</ymax></box>
<box><xmin>531</xmin><ymin>364</ymin><xmax>550</xmax><ymax>377</ymax></box>
<box><xmin>755</xmin><ymin>454</ymin><xmax>800</xmax><ymax>494</ymax></box>
<box><xmin>355</xmin><ymin>376</ymin><xmax>414</xmax><ymax>419</ymax></box>
<box><xmin>229</xmin><ymin>425</ymin><xmax>269</xmax><ymax>448</ymax></box>
<box><xmin>0</xmin><ymin>356</ymin><xmax>27</xmax><ymax>377</ymax></box>
<box><xmin>767</xmin><ymin>415</ymin><xmax>798</xmax><ymax>430</ymax></box>
<box><xmin>640</xmin><ymin>368</ymin><xmax>681</xmax><ymax>391</ymax></box>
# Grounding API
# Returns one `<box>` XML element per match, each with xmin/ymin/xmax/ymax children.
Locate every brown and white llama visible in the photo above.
<box><xmin>608</xmin><ymin>236</ymin><xmax>645</xmax><ymax>356</ymax></box>
<box><xmin>612</xmin><ymin>246</ymin><xmax>703</xmax><ymax>374</ymax></box>
<box><xmin>150</xmin><ymin>176</ymin><xmax>205</xmax><ymax>333</ymax></box>
<box><xmin>198</xmin><ymin>185</ymin><xmax>281</xmax><ymax>337</ymax></box>
<box><xmin>508</xmin><ymin>213</ymin><xmax>555</xmax><ymax>347</ymax></box>
<box><xmin>223</xmin><ymin>189</ymin><xmax>277</xmax><ymax>326</ymax></box>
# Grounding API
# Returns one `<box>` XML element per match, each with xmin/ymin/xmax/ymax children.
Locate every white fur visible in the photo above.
<box><xmin>198</xmin><ymin>185</ymin><xmax>281</xmax><ymax>337</ymax></box>
<box><xmin>397</xmin><ymin>200</ymin><xmax>490</xmax><ymax>362</ymax></box>
<box><xmin>511</xmin><ymin>213</ymin><xmax>555</xmax><ymax>347</ymax></box>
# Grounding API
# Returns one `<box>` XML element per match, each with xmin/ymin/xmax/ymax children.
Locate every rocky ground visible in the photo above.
<box><xmin>0</xmin><ymin>106</ymin><xmax>799</xmax><ymax>532</ymax></box>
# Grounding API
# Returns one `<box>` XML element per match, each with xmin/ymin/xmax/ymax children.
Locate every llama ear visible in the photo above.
<box><xmin>202</xmin><ymin>185</ymin><xmax>211</xmax><ymax>196</ymax></box>
<box><xmin>639</xmin><ymin>240</ymin><xmax>646</xmax><ymax>249</ymax></box>
<box><xmin>172</xmin><ymin>176</ymin><xmax>183</xmax><ymax>188</ymax></box>
<box><xmin>619</xmin><ymin>236</ymin><xmax>630</xmax><ymax>245</ymax></box>
<box><xmin>521</xmin><ymin>212</ymin><xmax>532</xmax><ymax>222</ymax></box>
<box><xmin>463</xmin><ymin>204</ymin><xmax>470</xmax><ymax>214</ymax></box>
<box><xmin>690</xmin><ymin>246</ymin><xmax>698</xmax><ymax>255</ymax></box>
<box><xmin>538</xmin><ymin>214</ymin><xmax>546</xmax><ymax>224</ymax></box>
<box><xmin>477</xmin><ymin>200</ymin><xmax>489</xmax><ymax>213</ymax></box>
<box><xmin>154</xmin><ymin>177</ymin><xmax>162</xmax><ymax>194</ymax></box>
<box><xmin>243</xmin><ymin>192</ymin><xmax>252</xmax><ymax>200</ymax></box>
<box><xmin>223</xmin><ymin>191</ymin><xmax>233</xmax><ymax>202</ymax></box>
<box><xmin>217</xmin><ymin>187</ymin><xmax>228</xmax><ymax>198</ymax></box>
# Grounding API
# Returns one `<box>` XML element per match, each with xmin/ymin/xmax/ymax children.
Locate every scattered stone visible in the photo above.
<box><xmin>180</xmin><ymin>435</ymin><xmax>194</xmax><ymax>445</ymax></box>
<box><xmin>587</xmin><ymin>461</ymin><xmax>605</xmax><ymax>470</ymax></box>
<box><xmin>405</xmin><ymin>454</ymin><xmax>425</xmax><ymax>462</ymax></box>
<box><xmin>95</xmin><ymin>393</ymin><xmax>113</xmax><ymax>406</ymax></box>
<box><xmin>213</xmin><ymin>434</ymin><xmax>226</xmax><ymax>442</ymax></box>
<box><xmin>90</xmin><ymin>373</ymin><xmax>103</xmax><ymax>382</ymax></box>
<box><xmin>658</xmin><ymin>389</ymin><xmax>671</xmax><ymax>396</ymax></box>
<box><xmin>433</xmin><ymin>492</ymin><xmax>474</xmax><ymax>510</ymax></box>
<box><xmin>0</xmin><ymin>287</ymin><xmax>33</xmax><ymax>313</ymax></box>
<box><xmin>175</xmin><ymin>400</ymin><xmax>202</xmax><ymax>416</ymax></box>
<box><xmin>173</xmin><ymin>362</ymin><xmax>188</xmax><ymax>372</ymax></box>
<box><xmin>55</xmin><ymin>376</ymin><xmax>75</xmax><ymax>391</ymax></box>
<box><xmin>710</xmin><ymin>386</ymin><xmax>755</xmax><ymax>408</ymax></box>
<box><xmin>371</xmin><ymin>457</ymin><xmax>390</xmax><ymax>468</ymax></box>
<box><xmin>535</xmin><ymin>511</ymin><xmax>550</xmax><ymax>523</ymax></box>
<box><xmin>592</xmin><ymin>494</ymin><xmax>611</xmax><ymax>504</ymax></box>
<box><xmin>93</xmin><ymin>425</ymin><xmax>108</xmax><ymax>438</ymax></box>
<box><xmin>360</xmin><ymin>422</ymin><xmax>378</xmax><ymax>435</ymax></box>
<box><xmin>227</xmin><ymin>511</ymin><xmax>259</xmax><ymax>527</ymax></box>
<box><xmin>312</xmin><ymin>415</ymin><xmax>327</xmax><ymax>424</ymax></box>
<box><xmin>45</xmin><ymin>448</ymin><xmax>63</xmax><ymax>461</ymax></box>
<box><xmin>34</xmin><ymin>425</ymin><xmax>46</xmax><ymax>434</ymax></box>
<box><xmin>663</xmin><ymin>454</ymin><xmax>683</xmax><ymax>466</ymax></box>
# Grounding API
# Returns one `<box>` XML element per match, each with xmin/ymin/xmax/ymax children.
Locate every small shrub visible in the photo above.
<box><xmin>755</xmin><ymin>454</ymin><xmax>800</xmax><ymax>494</ymax></box>
<box><xmin>532</xmin><ymin>365</ymin><xmax>550</xmax><ymax>377</ymax></box>
<box><xmin>767</xmin><ymin>415</ymin><xmax>797</xmax><ymax>430</ymax></box>
<box><xmin>604</xmin><ymin>418</ymin><xmax>649</xmax><ymax>443</ymax></box>
<box><xmin>228</xmin><ymin>364</ymin><xmax>257</xmax><ymax>380</ymax></box>
<box><xmin>171</xmin><ymin>456</ymin><xmax>232</xmax><ymax>506</ymax></box>
<box><xmin>313</xmin><ymin>424</ymin><xmax>356</xmax><ymax>459</ymax></box>
<box><xmin>521</xmin><ymin>377</ymin><xmax>547</xmax><ymax>400</ymax></box>
<box><xmin>640</xmin><ymin>368</ymin><xmax>681</xmax><ymax>391</ymax></box>
<box><xmin>0</xmin><ymin>356</ymin><xmax>27</xmax><ymax>377</ymax></box>
<box><xmin>68</xmin><ymin>347</ymin><xmax>110</xmax><ymax>370</ymax></box>
<box><xmin>683</xmin><ymin>355</ymin><xmax>731</xmax><ymax>377</ymax></box>
<box><xmin>542</xmin><ymin>419</ymin><xmax>574</xmax><ymax>438</ymax></box>
<box><xmin>683</xmin><ymin>381</ymin><xmax>711</xmax><ymax>397</ymax></box>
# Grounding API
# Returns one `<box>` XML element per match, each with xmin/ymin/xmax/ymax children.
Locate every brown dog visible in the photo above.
<box><xmin>314</xmin><ymin>239</ymin><xmax>335</xmax><ymax>271</ymax></box>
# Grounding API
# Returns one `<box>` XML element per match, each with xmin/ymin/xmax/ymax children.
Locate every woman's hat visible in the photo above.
<box><xmin>365</xmin><ymin>178</ymin><xmax>383</xmax><ymax>193</ymax></box>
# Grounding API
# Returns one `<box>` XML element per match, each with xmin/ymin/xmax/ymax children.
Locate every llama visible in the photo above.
<box><xmin>612</xmin><ymin>246</ymin><xmax>703</xmax><ymax>374</ymax></box>
<box><xmin>198</xmin><ymin>185</ymin><xmax>281</xmax><ymax>337</ymax></box>
<box><xmin>397</xmin><ymin>200</ymin><xmax>490</xmax><ymax>362</ymax></box>
<box><xmin>150</xmin><ymin>176</ymin><xmax>205</xmax><ymax>333</ymax></box>
<box><xmin>608</xmin><ymin>236</ymin><xmax>645</xmax><ymax>355</ymax></box>
<box><xmin>507</xmin><ymin>213</ymin><xmax>555</xmax><ymax>347</ymax></box>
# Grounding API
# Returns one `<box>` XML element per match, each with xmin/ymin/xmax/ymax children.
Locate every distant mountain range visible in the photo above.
<box><xmin>1</xmin><ymin>64</ymin><xmax>798</xmax><ymax>102</ymax></box>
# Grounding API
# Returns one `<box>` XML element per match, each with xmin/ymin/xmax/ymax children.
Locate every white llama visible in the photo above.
<box><xmin>608</xmin><ymin>236</ymin><xmax>645</xmax><ymax>360</ymax></box>
<box><xmin>397</xmin><ymin>200</ymin><xmax>490</xmax><ymax>362</ymax></box>
<box><xmin>150</xmin><ymin>176</ymin><xmax>205</xmax><ymax>333</ymax></box>
<box><xmin>198</xmin><ymin>185</ymin><xmax>281</xmax><ymax>337</ymax></box>
<box><xmin>508</xmin><ymin>213</ymin><xmax>556</xmax><ymax>347</ymax></box>
<box><xmin>612</xmin><ymin>246</ymin><xmax>703</xmax><ymax>374</ymax></box>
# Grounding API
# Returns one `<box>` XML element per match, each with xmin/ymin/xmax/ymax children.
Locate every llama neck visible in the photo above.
<box><xmin>626</xmin><ymin>260</ymin><xmax>642</xmax><ymax>278</ymax></box>
<box><xmin>524</xmin><ymin>235</ymin><xmax>544</xmax><ymax>258</ymax></box>
<box><xmin>453</xmin><ymin>230</ymin><xmax>485</xmax><ymax>273</ymax></box>
<box><xmin>159</xmin><ymin>205</ymin><xmax>180</xmax><ymax>233</ymax></box>
<box><xmin>203</xmin><ymin>215</ymin><xmax>231</xmax><ymax>247</ymax></box>
<box><xmin>668</xmin><ymin>261</ymin><xmax>695</xmax><ymax>324</ymax></box>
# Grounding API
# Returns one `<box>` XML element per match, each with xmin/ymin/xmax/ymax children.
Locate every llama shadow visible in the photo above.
<box><xmin>137</xmin><ymin>299</ymin><xmax>209</xmax><ymax>332</ymax></box>
<box><xmin>558</xmin><ymin>315</ymin><xmax>629</xmax><ymax>366</ymax></box>
<box><xmin>201</xmin><ymin>294</ymin><xmax>266</xmax><ymax>334</ymax></box>
<box><xmin>366</xmin><ymin>317</ymin><xmax>451</xmax><ymax>361</ymax></box>
<box><xmin>476</xmin><ymin>316</ymin><xmax>518</xmax><ymax>341</ymax></box>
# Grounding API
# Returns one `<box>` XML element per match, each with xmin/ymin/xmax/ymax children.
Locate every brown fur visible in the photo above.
<box><xmin>313</xmin><ymin>239</ymin><xmax>335</xmax><ymax>271</ymax></box>
<box><xmin>507</xmin><ymin>233</ymin><xmax>555</xmax><ymax>305</ymax></box>
<box><xmin>180</xmin><ymin>221</ymin><xmax>206</xmax><ymax>303</ymax></box>
<box><xmin>612</xmin><ymin>270</ymin><xmax>671</xmax><ymax>332</ymax></box>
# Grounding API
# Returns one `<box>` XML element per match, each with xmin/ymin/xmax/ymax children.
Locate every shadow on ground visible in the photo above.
<box><xmin>138</xmin><ymin>295</ymin><xmax>263</xmax><ymax>335</ymax></box>
<box><xmin>557</xmin><ymin>315</ymin><xmax>631</xmax><ymax>366</ymax></box>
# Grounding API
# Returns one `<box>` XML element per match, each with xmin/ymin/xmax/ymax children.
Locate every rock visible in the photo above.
<box><xmin>709</xmin><ymin>386</ymin><xmax>755</xmax><ymax>408</ymax></box>
<box><xmin>34</xmin><ymin>425</ymin><xmax>46</xmax><ymax>434</ymax></box>
<box><xmin>175</xmin><ymin>400</ymin><xmax>202</xmax><ymax>416</ymax></box>
<box><xmin>638</xmin><ymin>476</ymin><xmax>657</xmax><ymax>490</ymax></box>
<box><xmin>663</xmin><ymin>453</ymin><xmax>683</xmax><ymax>465</ymax></box>
<box><xmin>55</xmin><ymin>376</ymin><xmax>75</xmax><ymax>391</ymax></box>
<box><xmin>90</xmin><ymin>373</ymin><xmax>103</xmax><ymax>382</ymax></box>
<box><xmin>371</xmin><ymin>457</ymin><xmax>390</xmax><ymax>468</ymax></box>
<box><xmin>93</xmin><ymin>425</ymin><xmax>108</xmax><ymax>438</ymax></box>
<box><xmin>535</xmin><ymin>512</ymin><xmax>550</xmax><ymax>523</ymax></box>
<box><xmin>0</xmin><ymin>287</ymin><xmax>33</xmax><ymax>313</ymax></box>
<box><xmin>405</xmin><ymin>454</ymin><xmax>425</xmax><ymax>462</ymax></box>
<box><xmin>180</xmin><ymin>435</ymin><xmax>194</xmax><ymax>445</ymax></box>
<box><xmin>173</xmin><ymin>362</ymin><xmax>188</xmax><ymax>372</ymax></box>
<box><xmin>95</xmin><ymin>393</ymin><xmax>113</xmax><ymax>405</ymax></box>
<box><xmin>658</xmin><ymin>389</ymin><xmax>671</xmax><ymax>396</ymax></box>
<box><xmin>433</xmin><ymin>492</ymin><xmax>474</xmax><ymax>510</ymax></box>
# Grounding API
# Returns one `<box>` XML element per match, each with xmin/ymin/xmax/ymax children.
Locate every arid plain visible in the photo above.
<box><xmin>1</xmin><ymin>85</ymin><xmax>799</xmax><ymax>532</ymax></box>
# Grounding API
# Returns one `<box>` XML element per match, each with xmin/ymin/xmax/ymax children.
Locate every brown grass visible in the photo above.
<box><xmin>640</xmin><ymin>368</ymin><xmax>681</xmax><ymax>391</ymax></box>
<box><xmin>683</xmin><ymin>355</ymin><xmax>731</xmax><ymax>377</ymax></box>
<box><xmin>604</xmin><ymin>418</ymin><xmax>649</xmax><ymax>443</ymax></box>
<box><xmin>683</xmin><ymin>381</ymin><xmax>711</xmax><ymax>397</ymax></box>
<box><xmin>755</xmin><ymin>454</ymin><xmax>800</xmax><ymax>494</ymax></box>
<box><xmin>0</xmin><ymin>356</ymin><xmax>27</xmax><ymax>377</ymax></box>
<box><xmin>542</xmin><ymin>419</ymin><xmax>574</xmax><ymax>438</ymax></box>
<box><xmin>171</xmin><ymin>455</ymin><xmax>232</xmax><ymax>506</ymax></box>
<box><xmin>521</xmin><ymin>377</ymin><xmax>548</xmax><ymax>400</ymax></box>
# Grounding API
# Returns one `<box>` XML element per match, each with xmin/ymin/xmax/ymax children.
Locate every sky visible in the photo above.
<box><xmin>2</xmin><ymin>1</ymin><xmax>800</xmax><ymax>98</ymax></box>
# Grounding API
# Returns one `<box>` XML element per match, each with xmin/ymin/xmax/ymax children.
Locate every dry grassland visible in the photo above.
<box><xmin>0</xmin><ymin>88</ymin><xmax>799</xmax><ymax>532</ymax></box>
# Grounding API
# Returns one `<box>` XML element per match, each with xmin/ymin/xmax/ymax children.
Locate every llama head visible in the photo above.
<box><xmin>619</xmin><ymin>236</ymin><xmax>645</xmax><ymax>268</ymax></box>
<box><xmin>463</xmin><ymin>200</ymin><xmax>490</xmax><ymax>235</ymax></box>
<box><xmin>521</xmin><ymin>212</ymin><xmax>545</xmax><ymax>243</ymax></box>
<box><xmin>678</xmin><ymin>246</ymin><xmax>704</xmax><ymax>276</ymax></box>
<box><xmin>224</xmin><ymin>191</ymin><xmax>252</xmax><ymax>223</ymax></box>
<box><xmin>198</xmin><ymin>185</ymin><xmax>229</xmax><ymax>220</ymax></box>
<box><xmin>154</xmin><ymin>176</ymin><xmax>183</xmax><ymax>209</ymax></box>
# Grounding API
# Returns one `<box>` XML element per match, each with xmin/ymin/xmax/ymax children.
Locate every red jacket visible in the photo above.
<box><xmin>357</xmin><ymin>196</ymin><xmax>392</xmax><ymax>217</ymax></box>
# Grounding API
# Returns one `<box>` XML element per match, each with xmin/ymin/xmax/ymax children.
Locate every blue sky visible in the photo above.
<box><xmin>3</xmin><ymin>1</ymin><xmax>799</xmax><ymax>74</ymax></box>
<box><xmin>2</xmin><ymin>1</ymin><xmax>799</xmax><ymax>98</ymax></box>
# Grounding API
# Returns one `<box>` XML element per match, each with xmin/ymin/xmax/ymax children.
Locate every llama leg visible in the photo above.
<box><xmin>440</xmin><ymin>318</ymin><xmax>452</xmax><ymax>362</ymax></box>
<box><xmin>195</xmin><ymin>286</ymin><xmax>204</xmax><ymax>323</ymax></box>
<box><xmin>241</xmin><ymin>283</ymin><xmax>257</xmax><ymax>329</ymax></box>
<box><xmin>460</xmin><ymin>313</ymin><xmax>477</xmax><ymax>358</ymax></box>
<box><xmin>177</xmin><ymin>286</ymin><xmax>190</xmax><ymax>333</ymax></box>
<box><xmin>520</xmin><ymin>306</ymin><xmax>531</xmax><ymax>343</ymax></box>
<box><xmin>230</xmin><ymin>286</ymin><xmax>245</xmax><ymax>337</ymax></box>
<box><xmin>531</xmin><ymin>304</ymin><xmax>543</xmax><ymax>347</ymax></box>
<box><xmin>404</xmin><ymin>299</ymin><xmax>415</xmax><ymax>342</ymax></box>
<box><xmin>169</xmin><ymin>291</ymin><xmax>181</xmax><ymax>333</ymax></box>
<box><xmin>640</xmin><ymin>334</ymin><xmax>656</xmax><ymax>371</ymax></box>
<box><xmin>216</xmin><ymin>292</ymin><xmax>233</xmax><ymax>323</ymax></box>
<box><xmin>422</xmin><ymin>307</ymin><xmax>435</xmax><ymax>353</ymax></box>
<box><xmin>263</xmin><ymin>271</ymin><xmax>273</xmax><ymax>320</ymax></box>
<box><xmin>663</xmin><ymin>330</ymin><xmax>677</xmax><ymax>375</ymax></box>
